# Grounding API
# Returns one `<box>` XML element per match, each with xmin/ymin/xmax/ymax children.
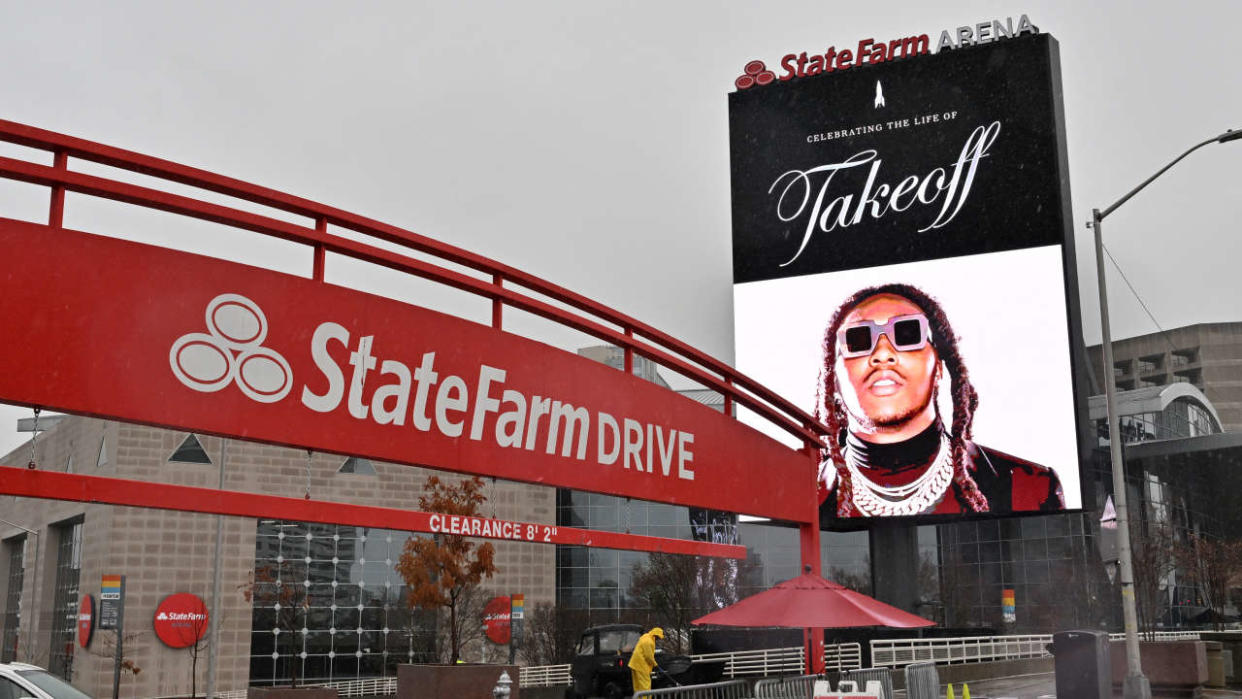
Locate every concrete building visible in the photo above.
<box><xmin>0</xmin><ymin>418</ymin><xmax>556</xmax><ymax>695</ymax></box>
<box><xmin>1087</xmin><ymin>322</ymin><xmax>1242</xmax><ymax>431</ymax></box>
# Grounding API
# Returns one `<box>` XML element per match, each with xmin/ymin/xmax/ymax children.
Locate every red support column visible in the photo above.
<box><xmin>48</xmin><ymin>151</ymin><xmax>67</xmax><ymax>227</ymax></box>
<box><xmin>313</xmin><ymin>217</ymin><xmax>326</xmax><ymax>281</ymax></box>
<box><xmin>492</xmin><ymin>273</ymin><xmax>503</xmax><ymax>329</ymax></box>
<box><xmin>623</xmin><ymin>328</ymin><xmax>634</xmax><ymax>374</ymax></box>
<box><xmin>800</xmin><ymin>441</ymin><xmax>825</xmax><ymax>674</ymax></box>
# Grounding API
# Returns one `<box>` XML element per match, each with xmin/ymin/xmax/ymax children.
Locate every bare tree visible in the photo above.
<box><xmin>936</xmin><ymin>548</ymin><xmax>977</xmax><ymax>628</ymax></box>
<box><xmin>521</xmin><ymin>601</ymin><xmax>589</xmax><ymax>666</ymax></box>
<box><xmin>241</xmin><ymin>565</ymin><xmax>308</xmax><ymax>686</ymax></box>
<box><xmin>385</xmin><ymin>598</ymin><xmax>438</xmax><ymax>665</ymax></box>
<box><xmin>84</xmin><ymin>630</ymin><xmax>143</xmax><ymax>690</ymax></box>
<box><xmin>185</xmin><ymin>603</ymin><xmax>213</xmax><ymax>698</ymax></box>
<box><xmin>1130</xmin><ymin>521</ymin><xmax>1177</xmax><ymax>639</ymax></box>
<box><xmin>434</xmin><ymin>585</ymin><xmax>488</xmax><ymax>663</ymax></box>
<box><xmin>1176</xmin><ymin>534</ymin><xmax>1242</xmax><ymax>630</ymax></box>
<box><xmin>827</xmin><ymin>555</ymin><xmax>872</xmax><ymax>595</ymax></box>
<box><xmin>628</xmin><ymin>554</ymin><xmax>741</xmax><ymax>654</ymax></box>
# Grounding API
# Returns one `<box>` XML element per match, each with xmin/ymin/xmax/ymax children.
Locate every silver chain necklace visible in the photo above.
<box><xmin>844</xmin><ymin>434</ymin><xmax>954</xmax><ymax>516</ymax></box>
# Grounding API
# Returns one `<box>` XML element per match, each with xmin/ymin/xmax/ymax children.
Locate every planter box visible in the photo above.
<box><xmin>1199</xmin><ymin>632</ymin><xmax>1242</xmax><ymax>685</ymax></box>
<box><xmin>1206</xmin><ymin>641</ymin><xmax>1226</xmax><ymax>688</ymax></box>
<box><xmin>250</xmin><ymin>689</ymin><xmax>338</xmax><ymax>699</ymax></box>
<box><xmin>1110</xmin><ymin>640</ymin><xmax>1207</xmax><ymax>695</ymax></box>
<box><xmin>397</xmin><ymin>664</ymin><xmax>520</xmax><ymax>699</ymax></box>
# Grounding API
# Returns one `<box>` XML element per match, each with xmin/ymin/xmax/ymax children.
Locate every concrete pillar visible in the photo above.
<box><xmin>870</xmin><ymin>524</ymin><xmax>920</xmax><ymax>612</ymax></box>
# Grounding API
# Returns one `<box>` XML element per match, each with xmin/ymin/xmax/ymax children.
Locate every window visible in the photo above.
<box><xmin>337</xmin><ymin>457</ymin><xmax>375</xmax><ymax>475</ymax></box>
<box><xmin>1188</xmin><ymin>403</ymin><xmax>1218</xmax><ymax>437</ymax></box>
<box><xmin>0</xmin><ymin>677</ymin><xmax>29</xmax><ymax>699</ymax></box>
<box><xmin>1138</xmin><ymin>355</ymin><xmax>1163</xmax><ymax>374</ymax></box>
<box><xmin>48</xmin><ymin>519</ymin><xmax>83</xmax><ymax>680</ymax></box>
<box><xmin>95</xmin><ymin>436</ymin><xmax>108</xmax><ymax>468</ymax></box>
<box><xmin>169</xmin><ymin>434</ymin><xmax>212</xmax><ymax>464</ymax></box>
<box><xmin>249</xmin><ymin>521</ymin><xmax>427</xmax><ymax>686</ymax></box>
<box><xmin>2</xmin><ymin>537</ymin><xmax>24</xmax><ymax>663</ymax></box>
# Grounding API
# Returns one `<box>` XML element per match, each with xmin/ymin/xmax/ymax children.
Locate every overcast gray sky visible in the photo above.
<box><xmin>1</xmin><ymin>0</ymin><xmax>1239</xmax><ymax>458</ymax></box>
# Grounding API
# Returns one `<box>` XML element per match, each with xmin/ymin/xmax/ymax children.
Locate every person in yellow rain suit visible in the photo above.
<box><xmin>627</xmin><ymin>627</ymin><xmax>664</xmax><ymax>694</ymax></box>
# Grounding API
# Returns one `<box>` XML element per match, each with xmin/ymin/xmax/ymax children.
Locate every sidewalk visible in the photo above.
<box><xmin>895</xmin><ymin>672</ymin><xmax>1242</xmax><ymax>698</ymax></box>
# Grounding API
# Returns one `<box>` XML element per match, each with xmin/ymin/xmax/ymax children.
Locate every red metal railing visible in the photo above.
<box><xmin>0</xmin><ymin>118</ymin><xmax>828</xmax><ymax>449</ymax></box>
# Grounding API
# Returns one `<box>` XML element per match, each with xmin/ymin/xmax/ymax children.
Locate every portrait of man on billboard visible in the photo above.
<box><xmin>815</xmin><ymin>282</ymin><xmax>1065</xmax><ymax>520</ymax></box>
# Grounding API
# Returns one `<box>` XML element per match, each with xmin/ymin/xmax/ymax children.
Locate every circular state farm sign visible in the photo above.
<box><xmin>482</xmin><ymin>595</ymin><xmax>511</xmax><ymax>644</ymax></box>
<box><xmin>77</xmin><ymin>595</ymin><xmax>94</xmax><ymax>648</ymax></box>
<box><xmin>153</xmin><ymin>593</ymin><xmax>209</xmax><ymax>648</ymax></box>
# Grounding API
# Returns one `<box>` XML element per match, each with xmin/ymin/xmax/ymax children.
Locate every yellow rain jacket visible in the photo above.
<box><xmin>628</xmin><ymin>627</ymin><xmax>664</xmax><ymax>693</ymax></box>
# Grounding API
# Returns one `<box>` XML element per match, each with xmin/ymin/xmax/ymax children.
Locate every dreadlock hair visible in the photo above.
<box><xmin>815</xmin><ymin>283</ymin><xmax>988</xmax><ymax>516</ymax></box>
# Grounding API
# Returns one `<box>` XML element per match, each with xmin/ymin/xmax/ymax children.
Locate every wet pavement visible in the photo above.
<box><xmin>892</xmin><ymin>672</ymin><xmax>1242</xmax><ymax>698</ymax></box>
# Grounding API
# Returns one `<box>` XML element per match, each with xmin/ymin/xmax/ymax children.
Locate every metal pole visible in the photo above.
<box><xmin>205</xmin><ymin>438</ymin><xmax>228</xmax><ymax>699</ymax></box>
<box><xmin>1093</xmin><ymin>209</ymin><xmax>1151</xmax><ymax>699</ymax></box>
<box><xmin>112</xmin><ymin>577</ymin><xmax>126</xmax><ymax>699</ymax></box>
<box><xmin>29</xmin><ymin>531</ymin><xmax>39</xmax><ymax>665</ymax></box>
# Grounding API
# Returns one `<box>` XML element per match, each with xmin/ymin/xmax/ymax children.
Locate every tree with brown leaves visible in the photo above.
<box><xmin>395</xmin><ymin>475</ymin><xmax>498</xmax><ymax>663</ymax></box>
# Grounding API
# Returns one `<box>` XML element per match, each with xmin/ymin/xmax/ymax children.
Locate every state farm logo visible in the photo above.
<box><xmin>735</xmin><ymin>60</ymin><xmax>776</xmax><ymax>90</ymax></box>
<box><xmin>157</xmin><ymin>611</ymin><xmax>206</xmax><ymax>621</ymax></box>
<box><xmin>169</xmin><ymin>294</ymin><xmax>293</xmax><ymax>403</ymax></box>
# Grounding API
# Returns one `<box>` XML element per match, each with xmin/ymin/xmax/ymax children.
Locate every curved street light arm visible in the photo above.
<box><xmin>1099</xmin><ymin>130</ymin><xmax>1240</xmax><ymax>220</ymax></box>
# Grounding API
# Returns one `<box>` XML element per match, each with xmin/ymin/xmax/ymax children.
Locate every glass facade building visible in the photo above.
<box><xmin>248</xmin><ymin>520</ymin><xmax>436</xmax><ymax>686</ymax></box>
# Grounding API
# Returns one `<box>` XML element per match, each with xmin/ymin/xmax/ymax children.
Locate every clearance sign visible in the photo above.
<box><xmin>0</xmin><ymin>219</ymin><xmax>806</xmax><ymax>522</ymax></box>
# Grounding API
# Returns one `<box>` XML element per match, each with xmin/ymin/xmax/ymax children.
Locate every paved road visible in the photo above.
<box><xmin>894</xmin><ymin>672</ymin><xmax>1242</xmax><ymax>698</ymax></box>
<box><xmin>893</xmin><ymin>672</ymin><xmax>1055</xmax><ymax>698</ymax></box>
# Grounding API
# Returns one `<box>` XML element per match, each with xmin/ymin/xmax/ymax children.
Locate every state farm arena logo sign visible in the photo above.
<box><xmin>153</xmin><ymin>593</ymin><xmax>209</xmax><ymax>648</ymax></box>
<box><xmin>734</xmin><ymin>15</ymin><xmax>1038</xmax><ymax>90</ymax></box>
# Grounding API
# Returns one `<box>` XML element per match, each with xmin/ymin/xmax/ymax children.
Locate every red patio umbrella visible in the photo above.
<box><xmin>692</xmin><ymin>572</ymin><xmax>934</xmax><ymax>628</ymax></box>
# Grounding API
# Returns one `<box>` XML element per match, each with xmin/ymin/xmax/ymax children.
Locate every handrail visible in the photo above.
<box><xmin>869</xmin><ymin>631</ymin><xmax>1202</xmax><ymax>669</ymax></box>
<box><xmin>507</xmin><ymin>642</ymin><xmax>863</xmax><ymax>687</ymax></box>
<box><xmin>0</xmin><ymin>118</ymin><xmax>827</xmax><ymax>449</ymax></box>
<box><xmin>634</xmin><ymin>679</ymin><xmax>751</xmax><ymax>699</ymax></box>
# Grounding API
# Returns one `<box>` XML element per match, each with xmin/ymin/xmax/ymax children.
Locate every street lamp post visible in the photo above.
<box><xmin>1092</xmin><ymin>128</ymin><xmax>1241</xmax><ymax>699</ymax></box>
<box><xmin>0</xmin><ymin>517</ymin><xmax>40</xmax><ymax>664</ymax></box>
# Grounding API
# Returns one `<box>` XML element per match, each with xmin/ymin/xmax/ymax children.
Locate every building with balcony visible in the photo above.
<box><xmin>1088</xmin><ymin>322</ymin><xmax>1242</xmax><ymax>431</ymax></box>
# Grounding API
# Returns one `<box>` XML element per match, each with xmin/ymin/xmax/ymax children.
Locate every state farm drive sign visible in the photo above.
<box><xmin>0</xmin><ymin>221</ymin><xmax>807</xmax><ymax>521</ymax></box>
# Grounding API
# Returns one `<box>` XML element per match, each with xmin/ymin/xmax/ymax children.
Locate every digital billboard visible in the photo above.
<box><xmin>729</xmin><ymin>33</ymin><xmax>1087</xmax><ymax>526</ymax></box>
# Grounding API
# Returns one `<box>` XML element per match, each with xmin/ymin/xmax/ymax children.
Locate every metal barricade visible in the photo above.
<box><xmin>634</xmin><ymin>679</ymin><xmax>751</xmax><ymax>699</ymax></box>
<box><xmin>842</xmin><ymin>668</ymin><xmax>894</xmax><ymax>699</ymax></box>
<box><xmin>903</xmin><ymin>661</ymin><xmax>940</xmax><ymax>699</ymax></box>
<box><xmin>753</xmin><ymin>673</ymin><xmax>817</xmax><ymax>699</ymax></box>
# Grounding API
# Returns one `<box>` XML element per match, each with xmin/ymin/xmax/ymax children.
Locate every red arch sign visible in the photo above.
<box><xmin>0</xmin><ymin>119</ymin><xmax>824</xmax><ymax>568</ymax></box>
